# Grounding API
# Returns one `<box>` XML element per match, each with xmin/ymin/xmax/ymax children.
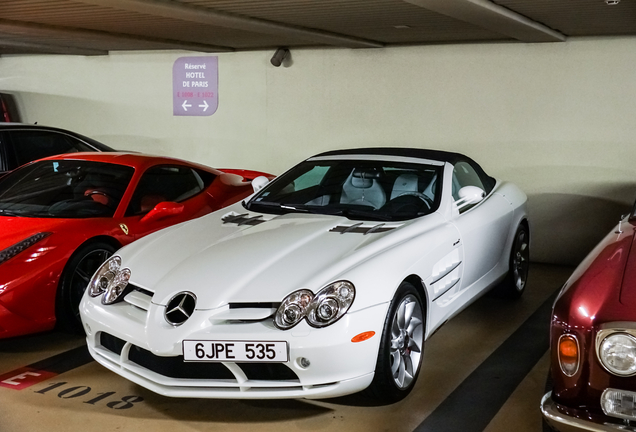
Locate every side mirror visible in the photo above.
<box><xmin>454</xmin><ymin>186</ymin><xmax>485</xmax><ymax>210</ymax></box>
<box><xmin>251</xmin><ymin>176</ymin><xmax>270</xmax><ymax>193</ymax></box>
<box><xmin>140</xmin><ymin>202</ymin><xmax>184</xmax><ymax>223</ymax></box>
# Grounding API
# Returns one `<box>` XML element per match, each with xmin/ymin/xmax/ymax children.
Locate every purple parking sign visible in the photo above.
<box><xmin>173</xmin><ymin>56</ymin><xmax>218</xmax><ymax>116</ymax></box>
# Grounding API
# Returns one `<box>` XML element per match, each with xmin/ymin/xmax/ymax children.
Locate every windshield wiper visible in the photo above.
<box><xmin>320</xmin><ymin>208</ymin><xmax>392</xmax><ymax>221</ymax></box>
<box><xmin>245</xmin><ymin>200</ymin><xmax>313</xmax><ymax>214</ymax></box>
<box><xmin>280</xmin><ymin>204</ymin><xmax>311</xmax><ymax>213</ymax></box>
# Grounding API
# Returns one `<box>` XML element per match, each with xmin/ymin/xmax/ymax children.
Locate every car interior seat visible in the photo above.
<box><xmin>422</xmin><ymin>174</ymin><xmax>437</xmax><ymax>202</ymax></box>
<box><xmin>390</xmin><ymin>173</ymin><xmax>420</xmax><ymax>200</ymax></box>
<box><xmin>340</xmin><ymin>168</ymin><xmax>386</xmax><ymax>209</ymax></box>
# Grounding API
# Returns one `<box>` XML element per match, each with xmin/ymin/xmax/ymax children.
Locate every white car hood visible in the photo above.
<box><xmin>120</xmin><ymin>204</ymin><xmax>413</xmax><ymax>309</ymax></box>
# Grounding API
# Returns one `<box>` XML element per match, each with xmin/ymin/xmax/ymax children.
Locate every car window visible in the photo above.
<box><xmin>248</xmin><ymin>160</ymin><xmax>442</xmax><ymax>221</ymax></box>
<box><xmin>0</xmin><ymin>160</ymin><xmax>134</xmax><ymax>218</ymax></box>
<box><xmin>280</xmin><ymin>165</ymin><xmax>330</xmax><ymax>193</ymax></box>
<box><xmin>126</xmin><ymin>165</ymin><xmax>204</xmax><ymax>216</ymax></box>
<box><xmin>9</xmin><ymin>131</ymin><xmax>93</xmax><ymax>167</ymax></box>
<box><xmin>452</xmin><ymin>161</ymin><xmax>486</xmax><ymax>213</ymax></box>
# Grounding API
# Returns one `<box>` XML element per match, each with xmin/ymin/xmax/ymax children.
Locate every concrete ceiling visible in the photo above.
<box><xmin>0</xmin><ymin>0</ymin><xmax>634</xmax><ymax>55</ymax></box>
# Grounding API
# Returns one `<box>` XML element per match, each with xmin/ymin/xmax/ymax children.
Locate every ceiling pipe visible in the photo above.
<box><xmin>404</xmin><ymin>0</ymin><xmax>566</xmax><ymax>42</ymax></box>
<box><xmin>76</xmin><ymin>0</ymin><xmax>384</xmax><ymax>48</ymax></box>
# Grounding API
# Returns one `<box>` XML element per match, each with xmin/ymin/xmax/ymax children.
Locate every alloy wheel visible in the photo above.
<box><xmin>512</xmin><ymin>229</ymin><xmax>529</xmax><ymax>291</ymax></box>
<box><xmin>389</xmin><ymin>294</ymin><xmax>424</xmax><ymax>389</ymax></box>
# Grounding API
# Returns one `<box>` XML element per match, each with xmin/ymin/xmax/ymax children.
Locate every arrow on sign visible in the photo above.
<box><xmin>199</xmin><ymin>101</ymin><xmax>209</xmax><ymax>112</ymax></box>
<box><xmin>182</xmin><ymin>100</ymin><xmax>192</xmax><ymax>111</ymax></box>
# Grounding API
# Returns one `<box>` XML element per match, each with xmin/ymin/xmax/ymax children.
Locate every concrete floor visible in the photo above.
<box><xmin>0</xmin><ymin>264</ymin><xmax>570</xmax><ymax>432</ymax></box>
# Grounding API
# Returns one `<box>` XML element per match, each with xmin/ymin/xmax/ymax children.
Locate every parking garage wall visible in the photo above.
<box><xmin>1</xmin><ymin>37</ymin><xmax>635</xmax><ymax>266</ymax></box>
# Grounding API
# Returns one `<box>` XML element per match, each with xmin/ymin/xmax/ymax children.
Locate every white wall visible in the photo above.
<box><xmin>1</xmin><ymin>37</ymin><xmax>635</xmax><ymax>265</ymax></box>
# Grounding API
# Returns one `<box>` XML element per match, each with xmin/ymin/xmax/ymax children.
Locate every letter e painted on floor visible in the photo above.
<box><xmin>0</xmin><ymin>367</ymin><xmax>57</xmax><ymax>390</ymax></box>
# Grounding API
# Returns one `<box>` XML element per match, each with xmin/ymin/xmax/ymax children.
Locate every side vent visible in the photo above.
<box><xmin>329</xmin><ymin>223</ymin><xmax>399</xmax><ymax>235</ymax></box>
<box><xmin>222</xmin><ymin>213</ymin><xmax>266</xmax><ymax>226</ymax></box>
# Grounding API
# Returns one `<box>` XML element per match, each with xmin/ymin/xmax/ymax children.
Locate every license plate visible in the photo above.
<box><xmin>182</xmin><ymin>340</ymin><xmax>288</xmax><ymax>362</ymax></box>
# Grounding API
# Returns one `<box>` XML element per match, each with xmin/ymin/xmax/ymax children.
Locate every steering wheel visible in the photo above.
<box><xmin>392</xmin><ymin>192</ymin><xmax>433</xmax><ymax>210</ymax></box>
<box><xmin>84</xmin><ymin>189</ymin><xmax>115</xmax><ymax>207</ymax></box>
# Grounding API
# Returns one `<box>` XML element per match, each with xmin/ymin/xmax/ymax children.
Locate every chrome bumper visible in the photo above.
<box><xmin>541</xmin><ymin>392</ymin><xmax>636</xmax><ymax>432</ymax></box>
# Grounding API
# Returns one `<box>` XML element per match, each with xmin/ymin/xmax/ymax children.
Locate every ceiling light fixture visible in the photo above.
<box><xmin>605</xmin><ymin>0</ymin><xmax>620</xmax><ymax>4</ymax></box>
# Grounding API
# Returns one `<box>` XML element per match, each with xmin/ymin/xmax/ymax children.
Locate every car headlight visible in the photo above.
<box><xmin>274</xmin><ymin>281</ymin><xmax>355</xmax><ymax>330</ymax></box>
<box><xmin>599</xmin><ymin>333</ymin><xmax>636</xmax><ymax>376</ymax></box>
<box><xmin>0</xmin><ymin>232</ymin><xmax>51</xmax><ymax>265</ymax></box>
<box><xmin>87</xmin><ymin>255</ymin><xmax>131</xmax><ymax>305</ymax></box>
<box><xmin>274</xmin><ymin>289</ymin><xmax>313</xmax><ymax>329</ymax></box>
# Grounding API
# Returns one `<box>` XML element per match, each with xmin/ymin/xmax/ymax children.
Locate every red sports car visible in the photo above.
<box><xmin>542</xmin><ymin>208</ymin><xmax>636</xmax><ymax>431</ymax></box>
<box><xmin>0</xmin><ymin>152</ymin><xmax>271</xmax><ymax>338</ymax></box>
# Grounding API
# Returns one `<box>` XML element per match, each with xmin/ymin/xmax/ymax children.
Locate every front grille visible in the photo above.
<box><xmin>129</xmin><ymin>345</ymin><xmax>236</xmax><ymax>379</ymax></box>
<box><xmin>98</xmin><ymin>332</ymin><xmax>300</xmax><ymax>382</ymax></box>
<box><xmin>100</xmin><ymin>332</ymin><xmax>125</xmax><ymax>355</ymax></box>
<box><xmin>128</xmin><ymin>345</ymin><xmax>299</xmax><ymax>381</ymax></box>
<box><xmin>238</xmin><ymin>362</ymin><xmax>298</xmax><ymax>381</ymax></box>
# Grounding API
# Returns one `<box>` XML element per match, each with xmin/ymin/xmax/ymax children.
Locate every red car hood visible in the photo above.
<box><xmin>555</xmin><ymin>221</ymin><xmax>636</xmax><ymax>326</ymax></box>
<box><xmin>0</xmin><ymin>216</ymin><xmax>69</xmax><ymax>249</ymax></box>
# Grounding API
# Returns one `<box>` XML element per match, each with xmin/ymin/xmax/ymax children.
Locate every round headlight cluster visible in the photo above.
<box><xmin>274</xmin><ymin>281</ymin><xmax>355</xmax><ymax>330</ymax></box>
<box><xmin>88</xmin><ymin>256</ymin><xmax>131</xmax><ymax>305</ymax></box>
<box><xmin>599</xmin><ymin>333</ymin><xmax>636</xmax><ymax>376</ymax></box>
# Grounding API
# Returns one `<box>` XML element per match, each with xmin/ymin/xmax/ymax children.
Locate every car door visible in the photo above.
<box><xmin>450</xmin><ymin>161</ymin><xmax>512</xmax><ymax>292</ymax></box>
<box><xmin>119</xmin><ymin>164</ymin><xmax>215</xmax><ymax>240</ymax></box>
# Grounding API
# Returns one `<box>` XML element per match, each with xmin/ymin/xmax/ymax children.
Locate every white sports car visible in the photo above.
<box><xmin>80</xmin><ymin>148</ymin><xmax>529</xmax><ymax>402</ymax></box>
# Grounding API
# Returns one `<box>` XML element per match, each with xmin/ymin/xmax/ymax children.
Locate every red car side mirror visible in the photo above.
<box><xmin>140</xmin><ymin>202</ymin><xmax>185</xmax><ymax>223</ymax></box>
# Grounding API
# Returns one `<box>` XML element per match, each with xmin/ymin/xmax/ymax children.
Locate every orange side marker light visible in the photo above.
<box><xmin>558</xmin><ymin>335</ymin><xmax>579</xmax><ymax>376</ymax></box>
<box><xmin>351</xmin><ymin>331</ymin><xmax>376</xmax><ymax>343</ymax></box>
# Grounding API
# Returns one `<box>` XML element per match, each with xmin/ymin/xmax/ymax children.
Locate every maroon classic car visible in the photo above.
<box><xmin>542</xmin><ymin>209</ymin><xmax>636</xmax><ymax>431</ymax></box>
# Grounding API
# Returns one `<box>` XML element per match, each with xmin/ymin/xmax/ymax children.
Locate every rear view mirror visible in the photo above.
<box><xmin>140</xmin><ymin>202</ymin><xmax>184</xmax><ymax>223</ymax></box>
<box><xmin>252</xmin><ymin>176</ymin><xmax>270</xmax><ymax>193</ymax></box>
<box><xmin>454</xmin><ymin>186</ymin><xmax>485</xmax><ymax>210</ymax></box>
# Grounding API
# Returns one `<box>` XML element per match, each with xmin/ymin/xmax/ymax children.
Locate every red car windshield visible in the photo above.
<box><xmin>0</xmin><ymin>160</ymin><xmax>134</xmax><ymax>218</ymax></box>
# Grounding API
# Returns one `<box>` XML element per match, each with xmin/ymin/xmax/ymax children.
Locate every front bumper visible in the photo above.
<box><xmin>81</xmin><ymin>294</ymin><xmax>388</xmax><ymax>399</ymax></box>
<box><xmin>541</xmin><ymin>392</ymin><xmax>636</xmax><ymax>432</ymax></box>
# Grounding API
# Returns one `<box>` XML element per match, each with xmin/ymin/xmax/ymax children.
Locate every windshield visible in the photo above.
<box><xmin>0</xmin><ymin>160</ymin><xmax>134</xmax><ymax>218</ymax></box>
<box><xmin>246</xmin><ymin>159</ymin><xmax>443</xmax><ymax>221</ymax></box>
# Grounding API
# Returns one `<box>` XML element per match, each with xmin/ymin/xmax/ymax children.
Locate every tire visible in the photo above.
<box><xmin>56</xmin><ymin>241</ymin><xmax>117</xmax><ymax>333</ymax></box>
<box><xmin>366</xmin><ymin>281</ymin><xmax>425</xmax><ymax>403</ymax></box>
<box><xmin>492</xmin><ymin>223</ymin><xmax>530</xmax><ymax>299</ymax></box>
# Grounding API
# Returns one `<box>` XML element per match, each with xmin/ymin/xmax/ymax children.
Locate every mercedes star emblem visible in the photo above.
<box><xmin>164</xmin><ymin>292</ymin><xmax>197</xmax><ymax>326</ymax></box>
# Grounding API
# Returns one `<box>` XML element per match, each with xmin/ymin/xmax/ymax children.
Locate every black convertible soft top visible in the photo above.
<box><xmin>312</xmin><ymin>147</ymin><xmax>496</xmax><ymax>193</ymax></box>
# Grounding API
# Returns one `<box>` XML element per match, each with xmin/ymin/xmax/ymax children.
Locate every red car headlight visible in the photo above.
<box><xmin>598</xmin><ymin>332</ymin><xmax>636</xmax><ymax>376</ymax></box>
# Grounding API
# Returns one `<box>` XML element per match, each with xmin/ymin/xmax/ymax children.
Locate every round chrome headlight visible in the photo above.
<box><xmin>274</xmin><ymin>281</ymin><xmax>356</xmax><ymax>330</ymax></box>
<box><xmin>87</xmin><ymin>255</ymin><xmax>131</xmax><ymax>305</ymax></box>
<box><xmin>599</xmin><ymin>333</ymin><xmax>636</xmax><ymax>376</ymax></box>
<box><xmin>88</xmin><ymin>256</ymin><xmax>121</xmax><ymax>297</ymax></box>
<box><xmin>274</xmin><ymin>289</ymin><xmax>313</xmax><ymax>330</ymax></box>
<box><xmin>102</xmin><ymin>268</ymin><xmax>131</xmax><ymax>305</ymax></box>
<box><xmin>306</xmin><ymin>281</ymin><xmax>355</xmax><ymax>328</ymax></box>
